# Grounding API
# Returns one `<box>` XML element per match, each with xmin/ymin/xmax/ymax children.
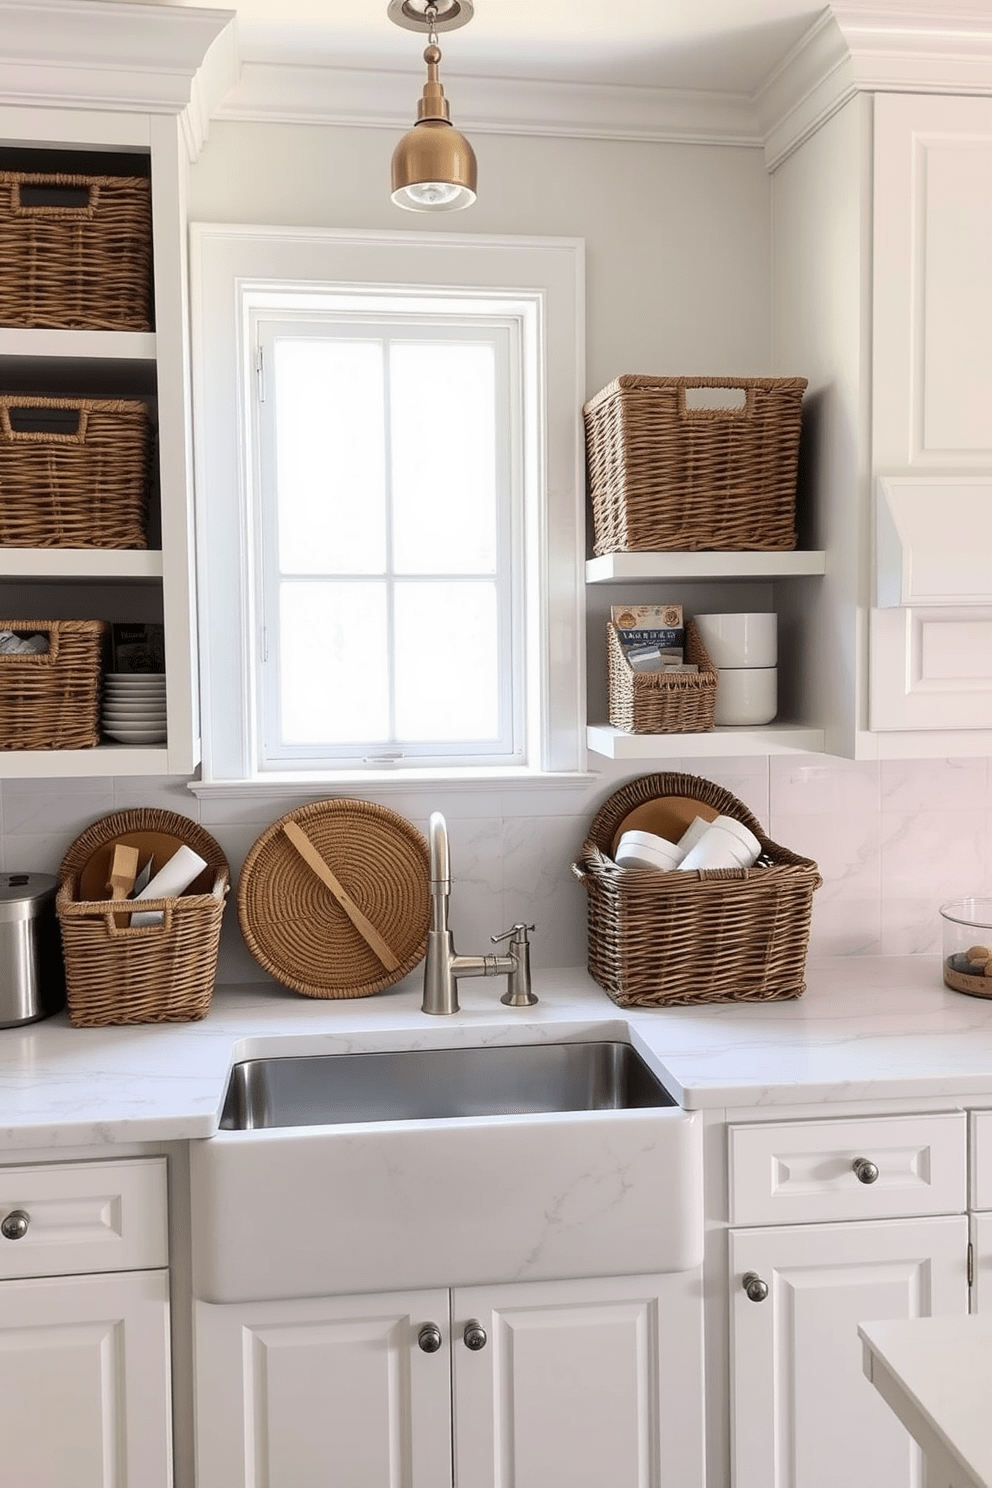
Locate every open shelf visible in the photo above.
<box><xmin>586</xmin><ymin>551</ymin><xmax>826</xmax><ymax>583</ymax></box>
<box><xmin>587</xmin><ymin>723</ymin><xmax>826</xmax><ymax>759</ymax></box>
<box><xmin>0</xmin><ymin>549</ymin><xmax>163</xmax><ymax>579</ymax></box>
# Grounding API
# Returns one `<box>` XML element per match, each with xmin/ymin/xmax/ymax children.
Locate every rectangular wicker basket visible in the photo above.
<box><xmin>0</xmin><ymin>619</ymin><xmax>106</xmax><ymax>749</ymax></box>
<box><xmin>0</xmin><ymin>171</ymin><xmax>152</xmax><ymax>331</ymax></box>
<box><xmin>56</xmin><ymin>809</ymin><xmax>230</xmax><ymax>1026</ymax></box>
<box><xmin>608</xmin><ymin>617</ymin><xmax>717</xmax><ymax>734</ymax></box>
<box><xmin>573</xmin><ymin>771</ymin><xmax>822</xmax><ymax>1007</ymax></box>
<box><xmin>584</xmin><ymin>375</ymin><xmax>807</xmax><ymax>555</ymax></box>
<box><xmin>0</xmin><ymin>396</ymin><xmax>151</xmax><ymax>549</ymax></box>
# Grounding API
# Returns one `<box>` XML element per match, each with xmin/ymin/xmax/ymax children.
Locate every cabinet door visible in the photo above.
<box><xmin>0</xmin><ymin>1267</ymin><xmax>172</xmax><ymax>1488</ymax></box>
<box><xmin>970</xmin><ymin>1211</ymin><xmax>992</xmax><ymax>1314</ymax></box>
<box><xmin>194</xmin><ymin>1288</ymin><xmax>452</xmax><ymax>1488</ymax></box>
<box><xmin>452</xmin><ymin>1271</ymin><xmax>704</xmax><ymax>1488</ymax></box>
<box><xmin>730</xmin><ymin>1216</ymin><xmax>968</xmax><ymax>1488</ymax></box>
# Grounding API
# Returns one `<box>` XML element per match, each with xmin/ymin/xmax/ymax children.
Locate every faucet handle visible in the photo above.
<box><xmin>491</xmin><ymin>923</ymin><xmax>535</xmax><ymax>946</ymax></box>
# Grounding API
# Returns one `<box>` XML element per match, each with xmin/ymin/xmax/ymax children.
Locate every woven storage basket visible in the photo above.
<box><xmin>584</xmin><ymin>375</ymin><xmax>807</xmax><ymax>554</ymax></box>
<box><xmin>57</xmin><ymin>809</ymin><xmax>229</xmax><ymax>1026</ymax></box>
<box><xmin>0</xmin><ymin>171</ymin><xmax>152</xmax><ymax>331</ymax></box>
<box><xmin>238</xmin><ymin>798</ymin><xmax>431</xmax><ymax>999</ymax></box>
<box><xmin>0</xmin><ymin>619</ymin><xmax>105</xmax><ymax>749</ymax></box>
<box><xmin>0</xmin><ymin>396</ymin><xmax>151</xmax><ymax>548</ymax></box>
<box><xmin>573</xmin><ymin>772</ymin><xmax>821</xmax><ymax>1007</ymax></box>
<box><xmin>608</xmin><ymin>617</ymin><xmax>717</xmax><ymax>734</ymax></box>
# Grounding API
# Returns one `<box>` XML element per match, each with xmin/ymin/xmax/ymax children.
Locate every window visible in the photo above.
<box><xmin>190</xmin><ymin>227</ymin><xmax>585</xmax><ymax>786</ymax></box>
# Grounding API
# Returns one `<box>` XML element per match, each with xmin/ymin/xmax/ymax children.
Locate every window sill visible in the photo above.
<box><xmin>187</xmin><ymin>767</ymin><xmax>599</xmax><ymax>800</ymax></box>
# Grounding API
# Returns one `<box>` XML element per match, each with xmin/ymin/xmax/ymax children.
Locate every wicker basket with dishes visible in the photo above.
<box><xmin>0</xmin><ymin>618</ymin><xmax>105</xmax><ymax>750</ymax></box>
<box><xmin>583</xmin><ymin>374</ymin><xmax>807</xmax><ymax>554</ymax></box>
<box><xmin>573</xmin><ymin>772</ymin><xmax>821</xmax><ymax>1008</ymax></box>
<box><xmin>0</xmin><ymin>170</ymin><xmax>152</xmax><ymax>331</ymax></box>
<box><xmin>57</xmin><ymin>809</ymin><xmax>230</xmax><ymax>1026</ymax></box>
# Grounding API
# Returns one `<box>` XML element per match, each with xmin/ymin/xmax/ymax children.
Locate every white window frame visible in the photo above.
<box><xmin>189</xmin><ymin>224</ymin><xmax>586</xmax><ymax>788</ymax></box>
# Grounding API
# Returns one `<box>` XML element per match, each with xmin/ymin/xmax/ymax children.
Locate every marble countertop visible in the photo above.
<box><xmin>5</xmin><ymin>954</ymin><xmax>992</xmax><ymax>1150</ymax></box>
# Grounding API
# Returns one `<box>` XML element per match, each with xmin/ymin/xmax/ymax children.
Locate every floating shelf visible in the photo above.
<box><xmin>586</xmin><ymin>551</ymin><xmax>826</xmax><ymax>583</ymax></box>
<box><xmin>0</xmin><ymin>745</ymin><xmax>170</xmax><ymax>778</ymax></box>
<box><xmin>0</xmin><ymin>549</ymin><xmax>163</xmax><ymax>579</ymax></box>
<box><xmin>587</xmin><ymin>723</ymin><xmax>826</xmax><ymax>759</ymax></box>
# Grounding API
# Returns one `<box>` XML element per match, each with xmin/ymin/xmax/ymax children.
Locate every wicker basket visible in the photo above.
<box><xmin>584</xmin><ymin>375</ymin><xmax>807</xmax><ymax>554</ymax></box>
<box><xmin>0</xmin><ymin>171</ymin><xmax>152</xmax><ymax>331</ymax></box>
<box><xmin>608</xmin><ymin>617</ymin><xmax>717</xmax><ymax>733</ymax></box>
<box><xmin>0</xmin><ymin>396</ymin><xmax>151</xmax><ymax>548</ymax></box>
<box><xmin>57</xmin><ymin>809</ymin><xmax>230</xmax><ymax>1026</ymax></box>
<box><xmin>573</xmin><ymin>772</ymin><xmax>821</xmax><ymax>1007</ymax></box>
<box><xmin>0</xmin><ymin>619</ymin><xmax>105</xmax><ymax>749</ymax></box>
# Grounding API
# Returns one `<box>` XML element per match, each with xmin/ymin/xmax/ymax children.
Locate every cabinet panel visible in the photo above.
<box><xmin>969</xmin><ymin>1110</ymin><xmax>992</xmax><ymax>1211</ymax></box>
<box><xmin>0</xmin><ymin>1155</ymin><xmax>168</xmax><ymax>1279</ymax></box>
<box><xmin>0</xmin><ymin>1267</ymin><xmax>172</xmax><ymax>1488</ymax></box>
<box><xmin>728</xmin><ymin>1113</ymin><xmax>966</xmax><ymax>1226</ymax></box>
<box><xmin>194</xmin><ymin>1288</ymin><xmax>452</xmax><ymax>1488</ymax></box>
<box><xmin>873</xmin><ymin>93</ymin><xmax>992</xmax><ymax>467</ymax></box>
<box><xmin>729</xmin><ymin>1216</ymin><xmax>968</xmax><ymax>1488</ymax></box>
<box><xmin>451</xmin><ymin>1271</ymin><xmax>704</xmax><ymax>1488</ymax></box>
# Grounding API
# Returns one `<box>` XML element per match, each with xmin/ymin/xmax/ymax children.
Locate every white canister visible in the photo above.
<box><xmin>713</xmin><ymin>666</ymin><xmax>777</xmax><ymax>726</ymax></box>
<box><xmin>693</xmin><ymin>612</ymin><xmax>777</xmax><ymax>669</ymax></box>
<box><xmin>615</xmin><ymin>829</ymin><xmax>684</xmax><ymax>872</ymax></box>
<box><xmin>675</xmin><ymin>815</ymin><xmax>712</xmax><ymax>856</ymax></box>
<box><xmin>677</xmin><ymin>815</ymin><xmax>761</xmax><ymax>872</ymax></box>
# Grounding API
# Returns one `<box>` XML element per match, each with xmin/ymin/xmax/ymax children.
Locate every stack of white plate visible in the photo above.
<box><xmin>101</xmin><ymin>672</ymin><xmax>167</xmax><ymax>745</ymax></box>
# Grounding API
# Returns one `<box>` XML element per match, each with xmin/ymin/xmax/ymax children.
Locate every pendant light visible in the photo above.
<box><xmin>388</xmin><ymin>0</ymin><xmax>477</xmax><ymax>212</ymax></box>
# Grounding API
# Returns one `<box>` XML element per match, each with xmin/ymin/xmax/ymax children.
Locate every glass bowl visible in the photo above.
<box><xmin>940</xmin><ymin>898</ymin><xmax>992</xmax><ymax>998</ymax></box>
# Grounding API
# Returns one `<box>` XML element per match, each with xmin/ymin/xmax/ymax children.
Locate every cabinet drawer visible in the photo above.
<box><xmin>969</xmin><ymin>1110</ymin><xmax>992</xmax><ymax>1210</ymax></box>
<box><xmin>0</xmin><ymin>1157</ymin><xmax>168</xmax><ymax>1279</ymax></box>
<box><xmin>728</xmin><ymin>1113</ymin><xmax>966</xmax><ymax>1226</ymax></box>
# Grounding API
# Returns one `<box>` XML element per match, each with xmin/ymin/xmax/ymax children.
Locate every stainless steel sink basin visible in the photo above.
<box><xmin>219</xmin><ymin>1041</ymin><xmax>675</xmax><ymax>1130</ymax></box>
<box><xmin>191</xmin><ymin>1035</ymin><xmax>702</xmax><ymax>1303</ymax></box>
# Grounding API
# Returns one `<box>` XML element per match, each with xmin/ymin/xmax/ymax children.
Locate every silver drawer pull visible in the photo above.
<box><xmin>742</xmin><ymin>1271</ymin><xmax>768</xmax><ymax>1303</ymax></box>
<box><xmin>1</xmin><ymin>1209</ymin><xmax>29</xmax><ymax>1241</ymax></box>
<box><xmin>417</xmin><ymin>1323</ymin><xmax>443</xmax><ymax>1353</ymax></box>
<box><xmin>463</xmin><ymin>1319</ymin><xmax>488</xmax><ymax>1351</ymax></box>
<box><xmin>853</xmin><ymin>1157</ymin><xmax>879</xmax><ymax>1185</ymax></box>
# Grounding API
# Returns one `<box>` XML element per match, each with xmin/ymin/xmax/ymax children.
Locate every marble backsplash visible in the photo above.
<box><xmin>1</xmin><ymin>754</ymin><xmax>987</xmax><ymax>980</ymax></box>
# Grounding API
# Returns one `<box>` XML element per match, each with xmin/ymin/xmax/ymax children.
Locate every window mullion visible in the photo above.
<box><xmin>382</xmin><ymin>338</ymin><xmax>398</xmax><ymax>748</ymax></box>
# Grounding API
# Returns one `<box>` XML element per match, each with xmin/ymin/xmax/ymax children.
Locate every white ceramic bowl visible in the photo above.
<box><xmin>614</xmin><ymin>829</ymin><xmax>684</xmax><ymax>871</ymax></box>
<box><xmin>714</xmin><ymin>666</ymin><xmax>777</xmax><ymax>726</ymax></box>
<box><xmin>102</xmin><ymin>724</ymin><xmax>168</xmax><ymax>743</ymax></box>
<box><xmin>693</xmin><ymin>612</ymin><xmax>777</xmax><ymax>669</ymax></box>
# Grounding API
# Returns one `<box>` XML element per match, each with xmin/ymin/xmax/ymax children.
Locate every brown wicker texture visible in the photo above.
<box><xmin>56</xmin><ymin>809</ymin><xmax>229</xmax><ymax>1026</ymax></box>
<box><xmin>584</xmin><ymin>375</ymin><xmax>807</xmax><ymax>554</ymax></box>
<box><xmin>573</xmin><ymin>772</ymin><xmax>822</xmax><ymax>1008</ymax></box>
<box><xmin>0</xmin><ymin>619</ymin><xmax>105</xmax><ymax>749</ymax></box>
<box><xmin>238</xmin><ymin>798</ymin><xmax>431</xmax><ymax>999</ymax></box>
<box><xmin>608</xmin><ymin>617</ymin><xmax>717</xmax><ymax>734</ymax></box>
<box><xmin>0</xmin><ymin>396</ymin><xmax>151</xmax><ymax>548</ymax></box>
<box><xmin>0</xmin><ymin>172</ymin><xmax>152</xmax><ymax>331</ymax></box>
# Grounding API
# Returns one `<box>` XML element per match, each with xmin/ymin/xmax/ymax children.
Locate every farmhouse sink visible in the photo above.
<box><xmin>219</xmin><ymin>1041</ymin><xmax>675</xmax><ymax>1129</ymax></box>
<box><xmin>190</xmin><ymin>1035</ymin><xmax>702</xmax><ymax>1304</ymax></box>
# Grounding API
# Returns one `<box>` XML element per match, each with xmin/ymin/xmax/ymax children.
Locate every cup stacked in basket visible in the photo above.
<box><xmin>101</xmin><ymin>672</ymin><xmax>167</xmax><ymax>745</ymax></box>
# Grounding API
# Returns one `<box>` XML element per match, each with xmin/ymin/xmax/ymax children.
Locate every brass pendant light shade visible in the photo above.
<box><xmin>389</xmin><ymin>9</ymin><xmax>477</xmax><ymax>212</ymax></box>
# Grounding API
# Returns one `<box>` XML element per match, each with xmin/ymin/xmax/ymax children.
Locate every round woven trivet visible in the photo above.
<box><xmin>237</xmin><ymin>798</ymin><xmax>430</xmax><ymax>999</ymax></box>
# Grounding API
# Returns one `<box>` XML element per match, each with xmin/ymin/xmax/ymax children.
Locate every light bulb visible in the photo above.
<box><xmin>407</xmin><ymin>180</ymin><xmax>461</xmax><ymax>206</ymax></box>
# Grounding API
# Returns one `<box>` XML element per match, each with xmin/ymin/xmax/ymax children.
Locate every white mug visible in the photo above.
<box><xmin>693</xmin><ymin>612</ymin><xmax>777</xmax><ymax>669</ymax></box>
<box><xmin>678</xmin><ymin>815</ymin><xmax>761</xmax><ymax>872</ymax></box>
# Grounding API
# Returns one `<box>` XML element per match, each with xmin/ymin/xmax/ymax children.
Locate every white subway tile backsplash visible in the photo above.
<box><xmin>0</xmin><ymin>755</ymin><xmax>984</xmax><ymax>978</ymax></box>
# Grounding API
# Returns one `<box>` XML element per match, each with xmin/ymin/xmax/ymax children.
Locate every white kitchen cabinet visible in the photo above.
<box><xmin>194</xmin><ymin>1271</ymin><xmax>704</xmax><ymax>1488</ymax></box>
<box><xmin>726</xmin><ymin>1112</ymin><xmax>970</xmax><ymax>1488</ymax></box>
<box><xmin>0</xmin><ymin>1155</ymin><xmax>172</xmax><ymax>1488</ymax></box>
<box><xmin>0</xmin><ymin>5</ymin><xmax>234</xmax><ymax>779</ymax></box>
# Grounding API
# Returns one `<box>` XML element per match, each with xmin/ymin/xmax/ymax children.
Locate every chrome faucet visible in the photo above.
<box><xmin>422</xmin><ymin>811</ymin><xmax>537</xmax><ymax>1015</ymax></box>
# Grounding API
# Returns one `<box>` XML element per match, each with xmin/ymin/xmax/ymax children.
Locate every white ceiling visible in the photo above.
<box><xmin>129</xmin><ymin>0</ymin><xmax>843</xmax><ymax>96</ymax></box>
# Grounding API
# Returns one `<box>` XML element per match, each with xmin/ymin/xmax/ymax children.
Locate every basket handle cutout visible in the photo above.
<box><xmin>101</xmin><ymin>900</ymin><xmax>175</xmax><ymax>938</ymax></box>
<box><xmin>679</xmin><ymin>385</ymin><xmax>755</xmax><ymax>419</ymax></box>
<box><xmin>0</xmin><ymin>403</ymin><xmax>89</xmax><ymax>444</ymax></box>
<box><xmin>11</xmin><ymin>178</ymin><xmax>98</xmax><ymax>218</ymax></box>
<box><xmin>0</xmin><ymin>624</ymin><xmax>59</xmax><ymax>667</ymax></box>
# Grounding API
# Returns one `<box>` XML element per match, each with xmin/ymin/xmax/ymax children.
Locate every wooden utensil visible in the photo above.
<box><xmin>282</xmin><ymin>819</ymin><xmax>400</xmax><ymax>973</ymax></box>
<box><xmin>105</xmin><ymin>843</ymin><xmax>139</xmax><ymax>901</ymax></box>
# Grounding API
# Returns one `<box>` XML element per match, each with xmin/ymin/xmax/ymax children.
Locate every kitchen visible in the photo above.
<box><xmin>1</xmin><ymin>1</ymin><xmax>992</xmax><ymax>1485</ymax></box>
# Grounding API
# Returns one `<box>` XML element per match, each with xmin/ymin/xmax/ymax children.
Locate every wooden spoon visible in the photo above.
<box><xmin>282</xmin><ymin>819</ymin><xmax>400</xmax><ymax>972</ymax></box>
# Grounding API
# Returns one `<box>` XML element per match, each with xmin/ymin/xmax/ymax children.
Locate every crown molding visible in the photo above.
<box><xmin>214</xmin><ymin>60</ymin><xmax>761</xmax><ymax>148</ymax></box>
<box><xmin>758</xmin><ymin>3</ymin><xmax>992</xmax><ymax>169</ymax></box>
<box><xmin>0</xmin><ymin>1</ymin><xmax>237</xmax><ymax>159</ymax></box>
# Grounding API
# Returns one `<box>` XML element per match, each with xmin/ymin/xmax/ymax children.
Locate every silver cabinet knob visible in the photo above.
<box><xmin>853</xmin><ymin>1157</ymin><xmax>879</xmax><ymax>1185</ymax></box>
<box><xmin>742</xmin><ymin>1271</ymin><xmax>768</xmax><ymax>1303</ymax></box>
<box><xmin>463</xmin><ymin>1319</ymin><xmax>487</xmax><ymax>1351</ymax></box>
<box><xmin>417</xmin><ymin>1323</ymin><xmax>443</xmax><ymax>1353</ymax></box>
<box><xmin>1</xmin><ymin>1209</ymin><xmax>29</xmax><ymax>1241</ymax></box>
